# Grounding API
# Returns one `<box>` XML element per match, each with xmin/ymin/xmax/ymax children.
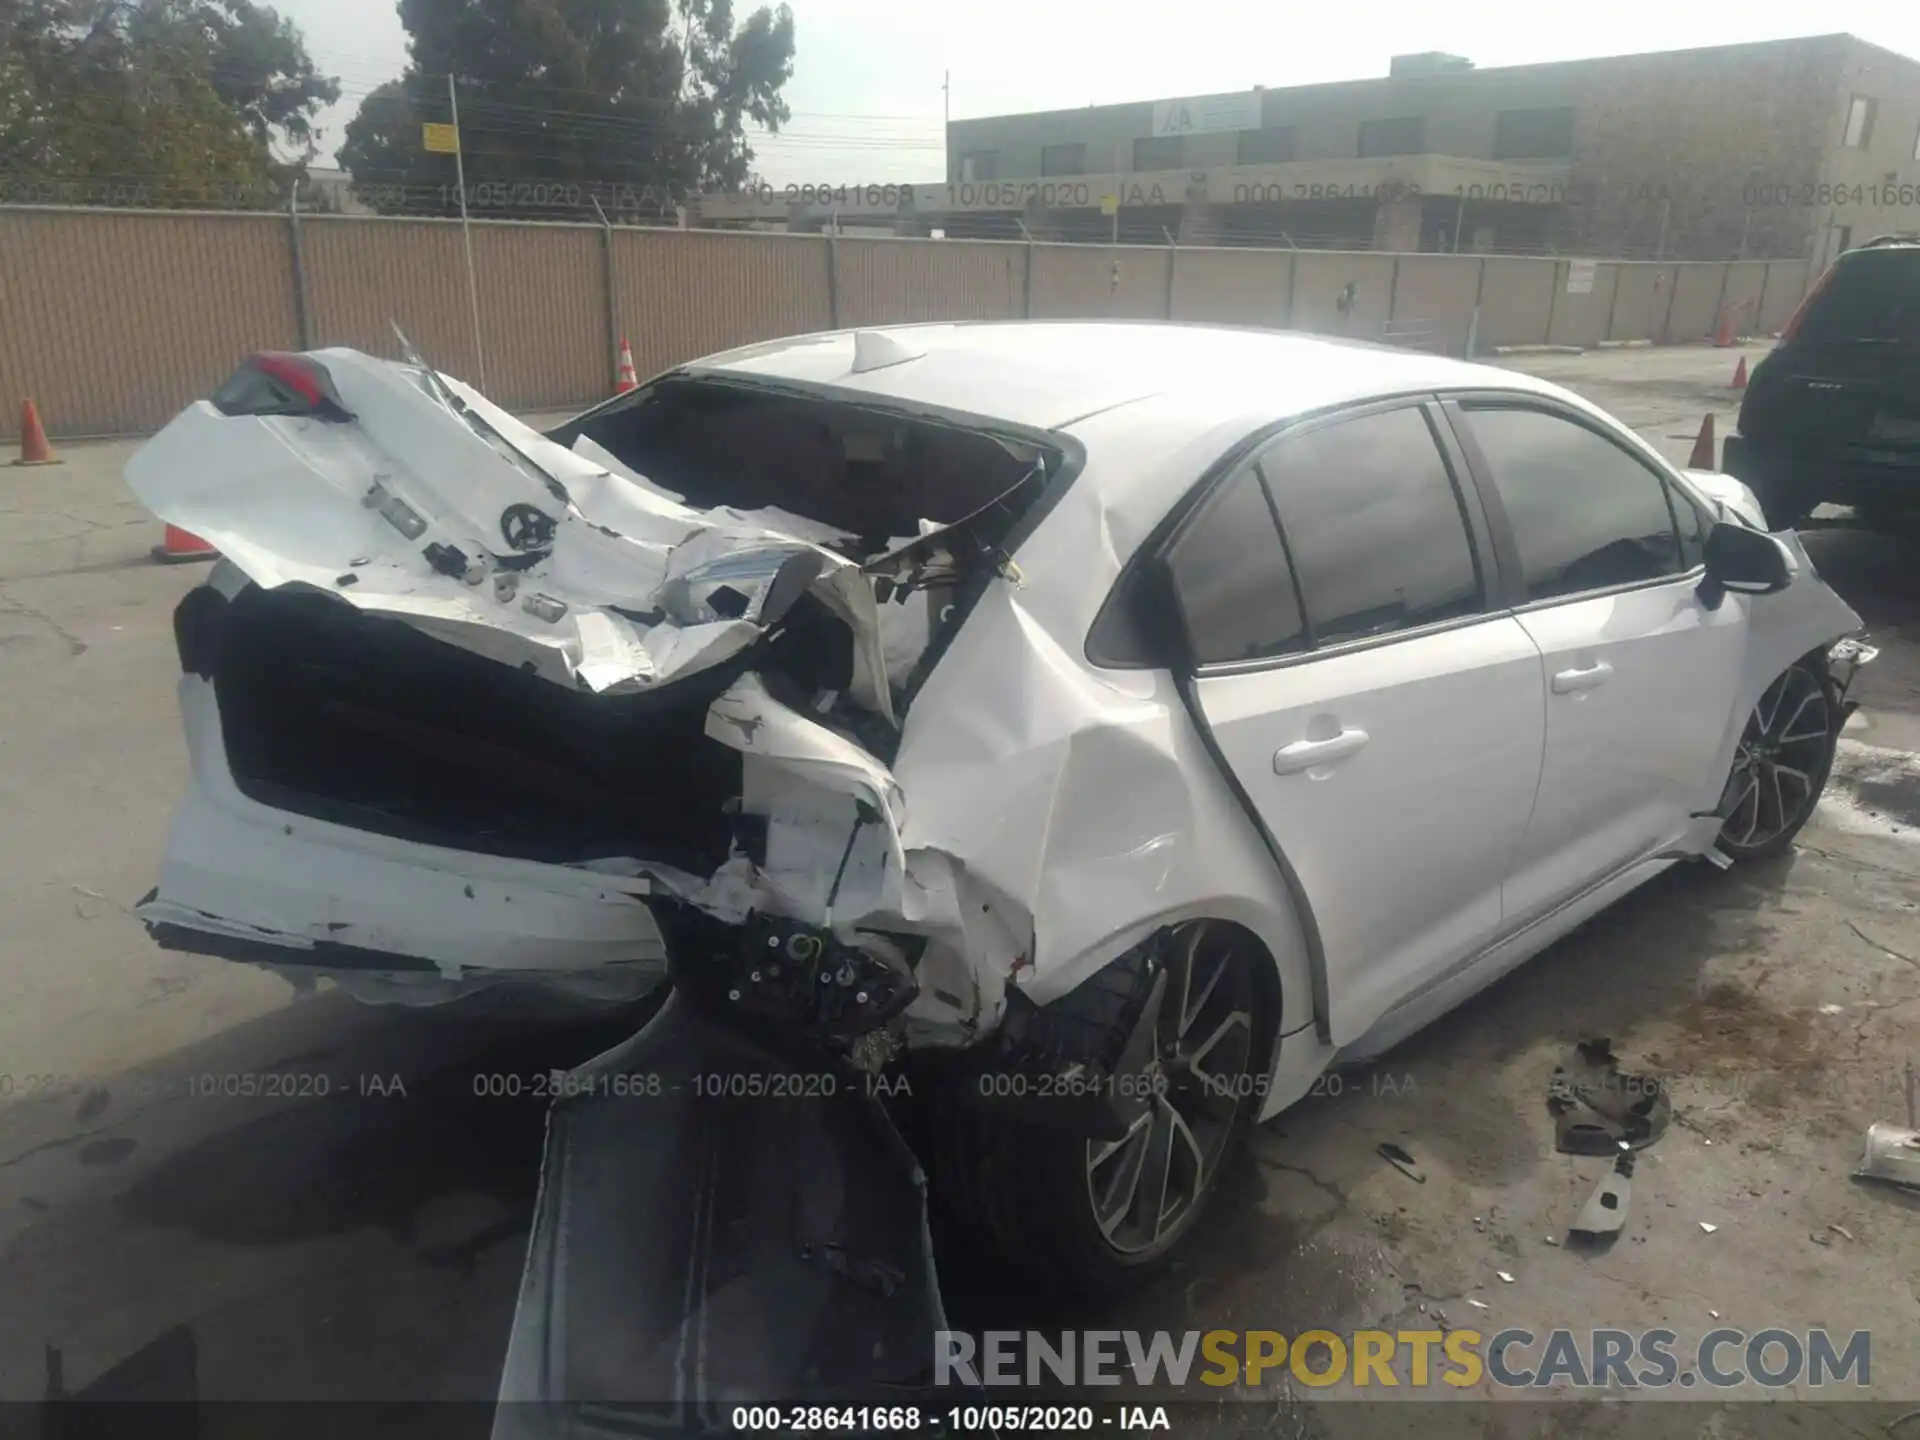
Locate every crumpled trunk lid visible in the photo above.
<box><xmin>123</xmin><ymin>348</ymin><xmax>894</xmax><ymax>713</ymax></box>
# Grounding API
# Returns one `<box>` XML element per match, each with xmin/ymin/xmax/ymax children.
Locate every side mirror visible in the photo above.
<box><xmin>1701</xmin><ymin>521</ymin><xmax>1793</xmax><ymax>603</ymax></box>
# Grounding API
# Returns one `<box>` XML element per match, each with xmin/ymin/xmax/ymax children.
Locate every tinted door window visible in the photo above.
<box><xmin>1464</xmin><ymin>407</ymin><xmax>1686</xmax><ymax>602</ymax></box>
<box><xmin>1166</xmin><ymin>465</ymin><xmax>1306</xmax><ymax>665</ymax></box>
<box><xmin>1258</xmin><ymin>407</ymin><xmax>1483</xmax><ymax>648</ymax></box>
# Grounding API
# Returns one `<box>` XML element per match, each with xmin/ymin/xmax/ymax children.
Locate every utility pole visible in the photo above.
<box><xmin>448</xmin><ymin>74</ymin><xmax>487</xmax><ymax>390</ymax></box>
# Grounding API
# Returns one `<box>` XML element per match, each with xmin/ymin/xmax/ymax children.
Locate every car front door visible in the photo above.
<box><xmin>1167</xmin><ymin>401</ymin><xmax>1547</xmax><ymax>1047</ymax></box>
<box><xmin>1443</xmin><ymin>398</ymin><xmax>1748</xmax><ymax>928</ymax></box>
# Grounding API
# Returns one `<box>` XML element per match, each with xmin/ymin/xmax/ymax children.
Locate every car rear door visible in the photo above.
<box><xmin>1170</xmin><ymin>401</ymin><xmax>1547</xmax><ymax>1047</ymax></box>
<box><xmin>1443</xmin><ymin>398</ymin><xmax>1747</xmax><ymax>928</ymax></box>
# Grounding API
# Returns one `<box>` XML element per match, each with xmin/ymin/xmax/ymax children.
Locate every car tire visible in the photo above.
<box><xmin>1716</xmin><ymin>660</ymin><xmax>1840</xmax><ymax>861</ymax></box>
<box><xmin>932</xmin><ymin>920</ymin><xmax>1268</xmax><ymax>1300</ymax></box>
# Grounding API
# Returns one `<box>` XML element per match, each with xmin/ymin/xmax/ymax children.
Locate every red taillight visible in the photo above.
<box><xmin>211</xmin><ymin>352</ymin><xmax>352</xmax><ymax>421</ymax></box>
<box><xmin>252</xmin><ymin>351</ymin><xmax>325</xmax><ymax>406</ymax></box>
<box><xmin>1778</xmin><ymin>263</ymin><xmax>1839</xmax><ymax>344</ymax></box>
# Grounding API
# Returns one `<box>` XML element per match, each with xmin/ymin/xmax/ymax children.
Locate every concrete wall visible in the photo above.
<box><xmin>1167</xmin><ymin>248</ymin><xmax>1296</xmax><ymax>326</ymax></box>
<box><xmin>613</xmin><ymin>229</ymin><xmax>832</xmax><ymax>381</ymax></box>
<box><xmin>1385</xmin><ymin>255</ymin><xmax>1484</xmax><ymax>352</ymax></box>
<box><xmin>1475</xmin><ymin>257</ymin><xmax>1557</xmax><ymax>346</ymax></box>
<box><xmin>0</xmin><ymin>209</ymin><xmax>299</xmax><ymax>437</ymax></box>
<box><xmin>833</xmin><ymin>237</ymin><xmax>1026</xmax><ymax>327</ymax></box>
<box><xmin>306</xmin><ymin>218</ymin><xmax>609</xmax><ymax>411</ymax></box>
<box><xmin>1758</xmin><ymin>259</ymin><xmax>1818</xmax><ymax>331</ymax></box>
<box><xmin>0</xmin><ymin>207</ymin><xmax>1815</xmax><ymax>440</ymax></box>
<box><xmin>1029</xmin><ymin>243</ymin><xmax>1172</xmax><ymax>320</ymax></box>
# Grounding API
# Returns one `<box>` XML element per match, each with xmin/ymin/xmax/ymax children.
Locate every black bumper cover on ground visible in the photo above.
<box><xmin>491</xmin><ymin>993</ymin><xmax>948</xmax><ymax>1440</ymax></box>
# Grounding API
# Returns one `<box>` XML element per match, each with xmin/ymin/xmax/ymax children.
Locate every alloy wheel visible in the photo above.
<box><xmin>1719</xmin><ymin>666</ymin><xmax>1831</xmax><ymax>852</ymax></box>
<box><xmin>1085</xmin><ymin>921</ymin><xmax>1255</xmax><ymax>1257</ymax></box>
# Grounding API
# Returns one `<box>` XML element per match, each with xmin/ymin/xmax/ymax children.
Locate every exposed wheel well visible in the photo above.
<box><xmin>1000</xmin><ymin>916</ymin><xmax>1286</xmax><ymax>1080</ymax></box>
<box><xmin>1205</xmin><ymin>919</ymin><xmax>1284</xmax><ymax>1078</ymax></box>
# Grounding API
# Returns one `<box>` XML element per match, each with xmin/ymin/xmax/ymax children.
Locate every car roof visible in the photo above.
<box><xmin>680</xmin><ymin>320</ymin><xmax>1563</xmax><ymax>433</ymax></box>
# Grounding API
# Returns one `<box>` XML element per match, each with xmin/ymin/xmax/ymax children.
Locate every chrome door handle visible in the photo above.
<box><xmin>1551</xmin><ymin>660</ymin><xmax>1614</xmax><ymax>694</ymax></box>
<box><xmin>1273</xmin><ymin>728</ymin><xmax>1369</xmax><ymax>775</ymax></box>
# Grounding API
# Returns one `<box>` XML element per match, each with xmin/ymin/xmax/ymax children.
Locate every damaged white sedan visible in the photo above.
<box><xmin>129</xmin><ymin>322</ymin><xmax>1873</xmax><ymax>1296</ymax></box>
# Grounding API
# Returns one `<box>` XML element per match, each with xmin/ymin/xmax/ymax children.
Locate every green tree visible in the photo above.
<box><xmin>0</xmin><ymin>0</ymin><xmax>339</xmax><ymax>206</ymax></box>
<box><xmin>338</xmin><ymin>0</ymin><xmax>795</xmax><ymax>219</ymax></box>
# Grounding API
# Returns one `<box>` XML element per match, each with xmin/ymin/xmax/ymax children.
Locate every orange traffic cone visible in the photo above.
<box><xmin>1687</xmin><ymin>413</ymin><xmax>1717</xmax><ymax>470</ymax></box>
<box><xmin>151</xmin><ymin>524</ymin><xmax>217</xmax><ymax>564</ymax></box>
<box><xmin>1731</xmin><ymin>355</ymin><xmax>1748</xmax><ymax>389</ymax></box>
<box><xmin>12</xmin><ymin>398</ymin><xmax>62</xmax><ymax>466</ymax></box>
<box><xmin>615</xmin><ymin>337</ymin><xmax>638</xmax><ymax>394</ymax></box>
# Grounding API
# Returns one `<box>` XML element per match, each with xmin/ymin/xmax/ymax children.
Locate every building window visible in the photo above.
<box><xmin>959</xmin><ymin>151</ymin><xmax>999</xmax><ymax>182</ymax></box>
<box><xmin>1492</xmin><ymin>107</ymin><xmax>1575</xmax><ymax>160</ymax></box>
<box><xmin>1040</xmin><ymin>143</ymin><xmax>1086</xmax><ymax>176</ymax></box>
<box><xmin>1843</xmin><ymin>96</ymin><xmax>1875</xmax><ymax>149</ymax></box>
<box><xmin>1132</xmin><ymin>134</ymin><xmax>1185</xmax><ymax>171</ymax></box>
<box><xmin>1359</xmin><ymin>116</ymin><xmax>1425</xmax><ymax>158</ymax></box>
<box><xmin>1237</xmin><ymin>125</ymin><xmax>1297</xmax><ymax>165</ymax></box>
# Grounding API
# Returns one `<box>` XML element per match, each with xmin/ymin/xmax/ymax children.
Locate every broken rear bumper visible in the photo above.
<box><xmin>492</xmin><ymin>990</ymin><xmax>947</xmax><ymax>1435</ymax></box>
<box><xmin>136</xmin><ymin>675</ymin><xmax>672</xmax><ymax>1004</ymax></box>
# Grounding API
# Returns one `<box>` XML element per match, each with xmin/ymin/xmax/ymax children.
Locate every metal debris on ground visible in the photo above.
<box><xmin>1547</xmin><ymin>1037</ymin><xmax>1672</xmax><ymax>1156</ymax></box>
<box><xmin>1496</xmin><ymin>1271</ymin><xmax>1515</xmax><ymax>1283</ymax></box>
<box><xmin>1699</xmin><ymin>1222</ymin><xmax>1719</xmax><ymax>1234</ymax></box>
<box><xmin>1377</xmin><ymin>1142</ymin><xmax>1426</xmax><ymax>1184</ymax></box>
<box><xmin>1854</xmin><ymin>1122</ymin><xmax>1920</xmax><ymax>1190</ymax></box>
<box><xmin>1830</xmin><ymin>1223</ymin><xmax>1855</xmax><ymax>1241</ymax></box>
<box><xmin>1854</xmin><ymin>1062</ymin><xmax>1920</xmax><ymax>1191</ymax></box>
<box><xmin>1466</xmin><ymin>1299</ymin><xmax>1489</xmax><ymax>1310</ymax></box>
<box><xmin>1569</xmin><ymin>1153</ymin><xmax>1634</xmax><ymax>1241</ymax></box>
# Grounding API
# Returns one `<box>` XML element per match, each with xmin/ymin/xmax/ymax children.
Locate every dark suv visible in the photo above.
<box><xmin>1724</xmin><ymin>235</ymin><xmax>1920</xmax><ymax>528</ymax></box>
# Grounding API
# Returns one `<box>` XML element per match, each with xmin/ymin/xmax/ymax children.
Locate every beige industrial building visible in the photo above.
<box><xmin>702</xmin><ymin>35</ymin><xmax>1920</xmax><ymax>262</ymax></box>
<box><xmin>936</xmin><ymin>35</ymin><xmax>1920</xmax><ymax>260</ymax></box>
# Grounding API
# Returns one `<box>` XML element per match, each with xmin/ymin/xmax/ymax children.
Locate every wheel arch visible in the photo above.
<box><xmin>1013</xmin><ymin>903</ymin><xmax>1297</xmax><ymax>1082</ymax></box>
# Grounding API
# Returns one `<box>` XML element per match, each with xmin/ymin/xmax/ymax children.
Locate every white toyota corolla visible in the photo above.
<box><xmin>128</xmin><ymin>321</ymin><xmax>1873</xmax><ymax>1296</ymax></box>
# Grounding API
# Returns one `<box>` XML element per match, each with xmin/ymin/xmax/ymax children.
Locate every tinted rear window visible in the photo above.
<box><xmin>1799</xmin><ymin>251</ymin><xmax>1920</xmax><ymax>345</ymax></box>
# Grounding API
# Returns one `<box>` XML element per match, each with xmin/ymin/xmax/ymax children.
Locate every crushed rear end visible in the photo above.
<box><xmin>126</xmin><ymin>342</ymin><xmax>1062</xmax><ymax>1030</ymax></box>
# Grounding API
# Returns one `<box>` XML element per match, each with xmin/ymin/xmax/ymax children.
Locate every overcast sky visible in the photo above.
<box><xmin>278</xmin><ymin>0</ymin><xmax>1920</xmax><ymax>186</ymax></box>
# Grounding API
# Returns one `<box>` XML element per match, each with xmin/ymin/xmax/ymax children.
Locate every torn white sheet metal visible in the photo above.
<box><xmin>122</xmin><ymin>349</ymin><xmax>897</xmax><ymax>705</ymax></box>
<box><xmin>1738</xmin><ymin>528</ymin><xmax>1868</xmax><ymax>711</ymax></box>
